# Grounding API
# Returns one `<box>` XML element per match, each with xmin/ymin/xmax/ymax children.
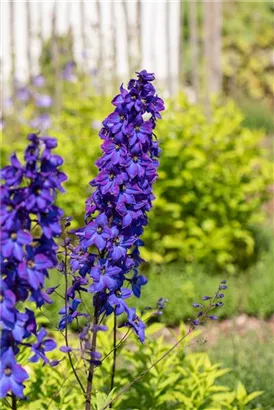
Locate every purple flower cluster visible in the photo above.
<box><xmin>0</xmin><ymin>134</ymin><xmax>67</xmax><ymax>398</ymax></box>
<box><xmin>66</xmin><ymin>70</ymin><xmax>164</xmax><ymax>344</ymax></box>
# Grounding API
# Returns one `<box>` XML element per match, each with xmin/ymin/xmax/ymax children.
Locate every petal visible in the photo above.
<box><xmin>0</xmin><ymin>375</ymin><xmax>11</xmax><ymax>398</ymax></box>
<box><xmin>17</xmin><ymin>230</ymin><xmax>32</xmax><ymax>245</ymax></box>
<box><xmin>94</xmin><ymin>235</ymin><xmax>106</xmax><ymax>251</ymax></box>
<box><xmin>10</xmin><ymin>378</ymin><xmax>25</xmax><ymax>398</ymax></box>
<box><xmin>12</xmin><ymin>364</ymin><xmax>29</xmax><ymax>383</ymax></box>
<box><xmin>43</xmin><ymin>339</ymin><xmax>56</xmax><ymax>352</ymax></box>
<box><xmin>13</xmin><ymin>243</ymin><xmax>23</xmax><ymax>261</ymax></box>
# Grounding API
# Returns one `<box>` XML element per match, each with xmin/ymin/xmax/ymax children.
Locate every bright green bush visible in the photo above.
<box><xmin>0</xmin><ymin>321</ymin><xmax>263</xmax><ymax>410</ymax></box>
<box><xmin>142</xmin><ymin>95</ymin><xmax>271</xmax><ymax>271</ymax></box>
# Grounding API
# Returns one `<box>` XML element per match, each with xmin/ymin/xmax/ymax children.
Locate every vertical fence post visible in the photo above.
<box><xmin>9</xmin><ymin>0</ymin><xmax>16</xmax><ymax>97</ymax></box>
<box><xmin>26</xmin><ymin>0</ymin><xmax>32</xmax><ymax>83</ymax></box>
<box><xmin>178</xmin><ymin>0</ymin><xmax>185</xmax><ymax>91</ymax></box>
<box><xmin>80</xmin><ymin>0</ymin><xmax>87</xmax><ymax>71</ymax></box>
<box><xmin>211</xmin><ymin>0</ymin><xmax>222</xmax><ymax>94</ymax></box>
<box><xmin>166</xmin><ymin>0</ymin><xmax>172</xmax><ymax>95</ymax></box>
<box><xmin>110</xmin><ymin>1</ymin><xmax>118</xmax><ymax>93</ymax></box>
<box><xmin>51</xmin><ymin>1</ymin><xmax>62</xmax><ymax>113</ymax></box>
<box><xmin>96</xmin><ymin>0</ymin><xmax>103</xmax><ymax>94</ymax></box>
<box><xmin>203</xmin><ymin>0</ymin><xmax>223</xmax><ymax>115</ymax></box>
<box><xmin>136</xmin><ymin>0</ymin><xmax>142</xmax><ymax>71</ymax></box>
<box><xmin>189</xmin><ymin>0</ymin><xmax>198</xmax><ymax>102</ymax></box>
<box><xmin>122</xmin><ymin>0</ymin><xmax>131</xmax><ymax>76</ymax></box>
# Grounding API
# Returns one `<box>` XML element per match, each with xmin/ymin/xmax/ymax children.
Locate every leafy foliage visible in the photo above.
<box><xmin>0</xmin><ymin>321</ymin><xmax>263</xmax><ymax>410</ymax></box>
<box><xmin>143</xmin><ymin>95</ymin><xmax>271</xmax><ymax>271</ymax></box>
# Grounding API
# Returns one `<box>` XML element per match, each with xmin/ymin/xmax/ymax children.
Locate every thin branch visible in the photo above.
<box><xmin>64</xmin><ymin>242</ymin><xmax>86</xmax><ymax>395</ymax></box>
<box><xmin>109</xmin><ymin>314</ymin><xmax>117</xmax><ymax>404</ymax></box>
<box><xmin>85</xmin><ymin>299</ymin><xmax>99</xmax><ymax>410</ymax></box>
<box><xmin>101</xmin><ymin>326</ymin><xmax>195</xmax><ymax>409</ymax></box>
<box><xmin>101</xmin><ymin>288</ymin><xmax>224</xmax><ymax>409</ymax></box>
<box><xmin>11</xmin><ymin>393</ymin><xmax>16</xmax><ymax>410</ymax></box>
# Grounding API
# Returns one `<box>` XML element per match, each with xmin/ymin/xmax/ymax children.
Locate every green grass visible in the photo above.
<box><xmin>131</xmin><ymin>237</ymin><xmax>274</xmax><ymax>326</ymax></box>
<box><xmin>239</xmin><ymin>97</ymin><xmax>274</xmax><ymax>134</ymax></box>
<box><xmin>200</xmin><ymin>329</ymin><xmax>274</xmax><ymax>409</ymax></box>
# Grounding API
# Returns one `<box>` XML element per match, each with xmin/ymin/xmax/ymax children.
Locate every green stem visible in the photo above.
<box><xmin>11</xmin><ymin>394</ymin><xmax>16</xmax><ymax>410</ymax></box>
<box><xmin>85</xmin><ymin>300</ymin><xmax>99</xmax><ymax>410</ymax></box>
<box><xmin>109</xmin><ymin>314</ymin><xmax>117</xmax><ymax>405</ymax></box>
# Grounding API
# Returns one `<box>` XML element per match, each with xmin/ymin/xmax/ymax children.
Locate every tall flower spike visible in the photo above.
<box><xmin>0</xmin><ymin>134</ymin><xmax>67</xmax><ymax>398</ymax></box>
<box><xmin>68</xmin><ymin>70</ymin><xmax>164</xmax><ymax>344</ymax></box>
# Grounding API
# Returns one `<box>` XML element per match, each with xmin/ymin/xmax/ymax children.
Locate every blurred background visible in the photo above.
<box><xmin>1</xmin><ymin>1</ymin><xmax>274</xmax><ymax>408</ymax></box>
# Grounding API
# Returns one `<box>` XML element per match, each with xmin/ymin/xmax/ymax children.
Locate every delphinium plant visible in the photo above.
<box><xmin>0</xmin><ymin>134</ymin><xmax>67</xmax><ymax>406</ymax></box>
<box><xmin>0</xmin><ymin>70</ymin><xmax>227</xmax><ymax>410</ymax></box>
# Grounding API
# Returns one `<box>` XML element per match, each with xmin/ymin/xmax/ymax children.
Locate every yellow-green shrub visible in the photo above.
<box><xmin>142</xmin><ymin>95</ymin><xmax>271</xmax><ymax>271</ymax></box>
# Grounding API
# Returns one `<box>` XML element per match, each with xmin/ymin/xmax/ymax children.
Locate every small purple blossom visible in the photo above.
<box><xmin>0</xmin><ymin>348</ymin><xmax>29</xmax><ymax>398</ymax></box>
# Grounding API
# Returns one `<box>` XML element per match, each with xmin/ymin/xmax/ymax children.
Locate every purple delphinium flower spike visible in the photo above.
<box><xmin>0</xmin><ymin>134</ymin><xmax>67</xmax><ymax>398</ymax></box>
<box><xmin>66</xmin><ymin>71</ymin><xmax>164</xmax><ymax>344</ymax></box>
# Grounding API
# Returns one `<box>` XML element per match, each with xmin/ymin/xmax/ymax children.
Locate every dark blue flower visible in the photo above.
<box><xmin>129</xmin><ymin>270</ymin><xmax>147</xmax><ymax>298</ymax></box>
<box><xmin>58</xmin><ymin>299</ymin><xmax>83</xmax><ymax>330</ymax></box>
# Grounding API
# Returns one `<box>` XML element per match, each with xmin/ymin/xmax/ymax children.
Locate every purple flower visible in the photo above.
<box><xmin>108</xmin><ymin>288</ymin><xmax>132</xmax><ymax>315</ymax></box>
<box><xmin>0</xmin><ymin>154</ymin><xmax>23</xmax><ymax>187</ymax></box>
<box><xmin>0</xmin><ymin>348</ymin><xmax>28</xmax><ymax>398</ymax></box>
<box><xmin>17</xmin><ymin>87</ymin><xmax>30</xmax><ymax>102</ymax></box>
<box><xmin>62</xmin><ymin>62</ymin><xmax>76</xmax><ymax>82</ymax></box>
<box><xmin>69</xmin><ymin>70</ymin><xmax>164</xmax><ymax>345</ymax></box>
<box><xmin>18</xmin><ymin>246</ymin><xmax>54</xmax><ymax>290</ymax></box>
<box><xmin>0</xmin><ymin>279</ymin><xmax>16</xmax><ymax>323</ymax></box>
<box><xmin>30</xmin><ymin>114</ymin><xmax>51</xmax><ymax>131</ymax></box>
<box><xmin>121</xmin><ymin>308</ymin><xmax>145</xmax><ymax>343</ymax></box>
<box><xmin>0</xmin><ymin>134</ymin><xmax>66</xmax><ymax>398</ymax></box>
<box><xmin>30</xmin><ymin>328</ymin><xmax>56</xmax><ymax>364</ymax></box>
<box><xmin>84</xmin><ymin>213</ymin><xmax>112</xmax><ymax>251</ymax></box>
<box><xmin>35</xmin><ymin>94</ymin><xmax>52</xmax><ymax>108</ymax></box>
<box><xmin>95</xmin><ymin>171</ymin><xmax>123</xmax><ymax>196</ymax></box>
<box><xmin>32</xmin><ymin>74</ymin><xmax>45</xmax><ymax>88</ymax></box>
<box><xmin>1</xmin><ymin>229</ymin><xmax>32</xmax><ymax>261</ymax></box>
<box><xmin>129</xmin><ymin>270</ymin><xmax>147</xmax><ymax>298</ymax></box>
<box><xmin>89</xmin><ymin>259</ymin><xmax>121</xmax><ymax>293</ymax></box>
